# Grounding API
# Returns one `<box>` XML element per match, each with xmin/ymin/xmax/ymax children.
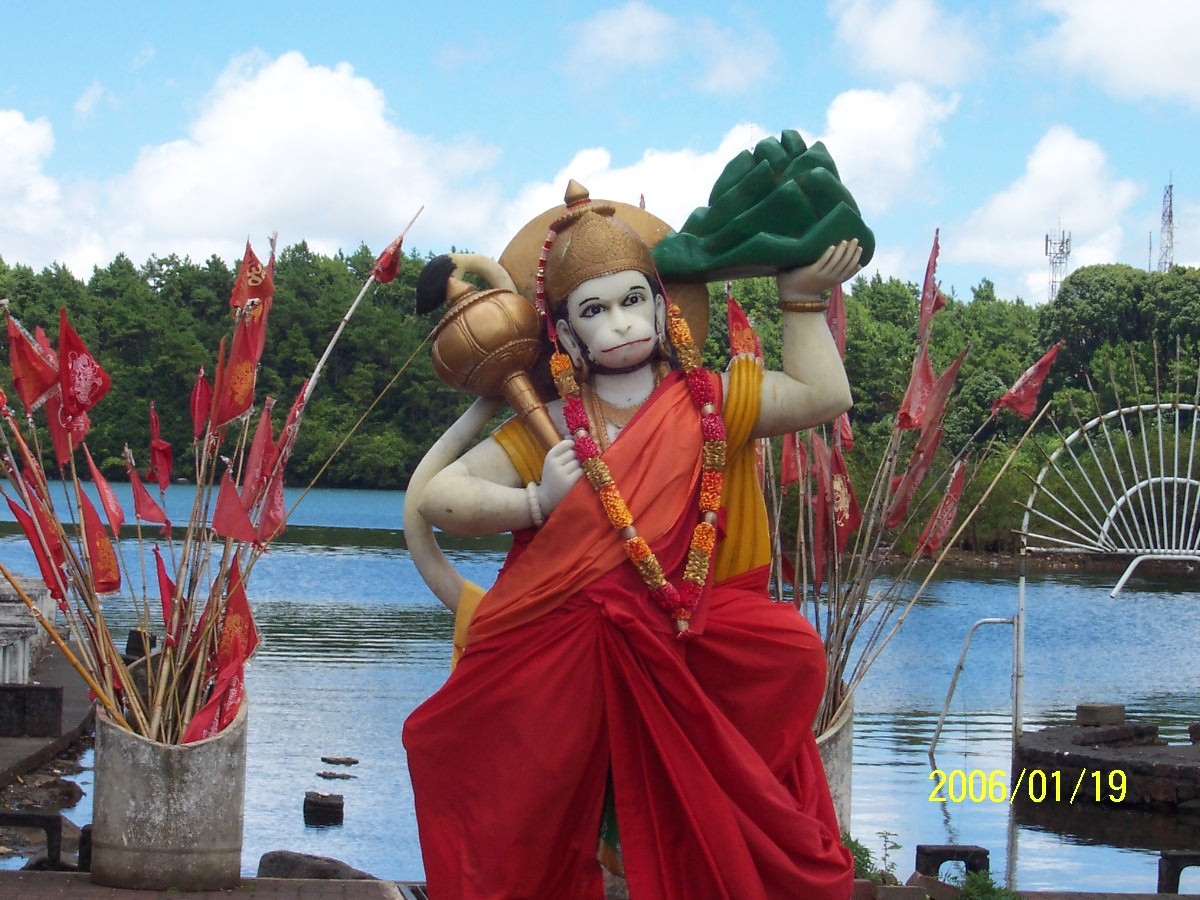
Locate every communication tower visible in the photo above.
<box><xmin>1158</xmin><ymin>179</ymin><xmax>1174</xmax><ymax>272</ymax></box>
<box><xmin>1045</xmin><ymin>229</ymin><xmax>1071</xmax><ymax>303</ymax></box>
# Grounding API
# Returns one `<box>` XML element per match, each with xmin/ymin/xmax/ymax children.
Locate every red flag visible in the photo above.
<box><xmin>152</xmin><ymin>545</ymin><xmax>178</xmax><ymax>646</ymax></box>
<box><xmin>726</xmin><ymin>287</ymin><xmax>763</xmax><ymax>359</ymax></box>
<box><xmin>919</xmin><ymin>457</ymin><xmax>967</xmax><ymax>555</ymax></box>
<box><xmin>181</xmin><ymin>634</ymin><xmax>245</xmax><ymax>744</ymax></box>
<box><xmin>256</xmin><ymin>468</ymin><xmax>287</xmax><ymax>543</ymax></box>
<box><xmin>23</xmin><ymin>481</ymin><xmax>65</xmax><ymax>567</ymax></box>
<box><xmin>7</xmin><ymin>497</ymin><xmax>66</xmax><ymax>601</ymax></box>
<box><xmin>78</xmin><ymin>490</ymin><xmax>120</xmax><ymax>594</ymax></box>
<box><xmin>212</xmin><ymin>468</ymin><xmax>260</xmax><ymax>546</ymax></box>
<box><xmin>372</xmin><ymin>234</ymin><xmax>404</xmax><ymax>283</ymax></box>
<box><xmin>897</xmin><ymin>343</ymin><xmax>935</xmax><ymax>430</ymax></box>
<box><xmin>919</xmin><ymin>230</ymin><xmax>947</xmax><ymax>339</ymax></box>
<box><xmin>34</xmin><ymin>326</ymin><xmax>55</xmax><ymax>363</ymax></box>
<box><xmin>126</xmin><ymin>453</ymin><xmax>169</xmax><ymax>527</ymax></box>
<box><xmin>44</xmin><ymin>392</ymin><xmax>89</xmax><ymax>468</ymax></box>
<box><xmin>781</xmin><ymin>431</ymin><xmax>805</xmax><ymax>489</ymax></box>
<box><xmin>190</xmin><ymin>367</ymin><xmax>212</xmax><ymax>440</ymax></box>
<box><xmin>826</xmin><ymin>283</ymin><xmax>846</xmax><ymax>358</ymax></box>
<box><xmin>834</xmin><ymin>412</ymin><xmax>854</xmax><ymax>451</ymax></box>
<box><xmin>229</xmin><ymin>242</ymin><xmax>274</xmax><ymax>313</ymax></box>
<box><xmin>992</xmin><ymin>341</ymin><xmax>1064</xmax><ymax>418</ymax></box>
<box><xmin>57</xmin><ymin>308</ymin><xmax>110</xmax><ymax>419</ymax></box>
<box><xmin>886</xmin><ymin>423</ymin><xmax>944</xmax><ymax>529</ymax></box>
<box><xmin>920</xmin><ymin>346</ymin><xmax>969</xmax><ymax>439</ymax></box>
<box><xmin>810</xmin><ymin>432</ymin><xmax>832</xmax><ymax>595</ymax></box>
<box><xmin>241</xmin><ymin>399</ymin><xmax>276</xmax><ymax>510</ymax></box>
<box><xmin>830</xmin><ymin>442</ymin><xmax>861</xmax><ymax>553</ymax></box>
<box><xmin>6</xmin><ymin>313</ymin><xmax>58</xmax><ymax>412</ymax></box>
<box><xmin>83</xmin><ymin>443</ymin><xmax>124</xmax><ymax>534</ymax></box>
<box><xmin>264</xmin><ymin>380</ymin><xmax>307</xmax><ymax>480</ymax></box>
<box><xmin>211</xmin><ymin>322</ymin><xmax>260</xmax><ymax>427</ymax></box>
<box><xmin>218</xmin><ymin>555</ymin><xmax>260</xmax><ymax>666</ymax></box>
<box><xmin>146</xmin><ymin>402</ymin><xmax>173</xmax><ymax>493</ymax></box>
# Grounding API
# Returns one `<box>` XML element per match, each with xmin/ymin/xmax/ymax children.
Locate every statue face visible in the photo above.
<box><xmin>563</xmin><ymin>270</ymin><xmax>658</xmax><ymax>370</ymax></box>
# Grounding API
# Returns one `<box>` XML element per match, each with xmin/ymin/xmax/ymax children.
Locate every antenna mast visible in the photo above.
<box><xmin>1158</xmin><ymin>177</ymin><xmax>1174</xmax><ymax>272</ymax></box>
<box><xmin>1045</xmin><ymin>229</ymin><xmax>1071</xmax><ymax>303</ymax></box>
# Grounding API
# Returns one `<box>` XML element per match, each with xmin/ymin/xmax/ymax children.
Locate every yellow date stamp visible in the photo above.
<box><xmin>928</xmin><ymin>768</ymin><xmax>1127</xmax><ymax>804</ymax></box>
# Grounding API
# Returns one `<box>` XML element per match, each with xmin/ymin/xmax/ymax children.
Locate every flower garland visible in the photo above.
<box><xmin>547</xmin><ymin>303</ymin><xmax>726</xmax><ymax>637</ymax></box>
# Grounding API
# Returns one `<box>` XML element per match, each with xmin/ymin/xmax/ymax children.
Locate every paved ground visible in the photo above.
<box><xmin>0</xmin><ymin>645</ymin><xmax>93</xmax><ymax>791</ymax></box>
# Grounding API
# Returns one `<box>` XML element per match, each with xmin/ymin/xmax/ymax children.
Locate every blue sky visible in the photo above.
<box><xmin>1</xmin><ymin>0</ymin><xmax>1194</xmax><ymax>305</ymax></box>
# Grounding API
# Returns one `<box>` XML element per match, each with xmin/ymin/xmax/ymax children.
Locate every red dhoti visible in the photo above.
<box><xmin>403</xmin><ymin>374</ymin><xmax>853</xmax><ymax>899</ymax></box>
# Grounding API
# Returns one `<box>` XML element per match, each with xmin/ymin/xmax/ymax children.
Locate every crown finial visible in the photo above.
<box><xmin>564</xmin><ymin>179</ymin><xmax>590</xmax><ymax>207</ymax></box>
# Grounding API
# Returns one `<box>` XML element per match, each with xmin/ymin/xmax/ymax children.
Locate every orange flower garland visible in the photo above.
<box><xmin>548</xmin><ymin>302</ymin><xmax>726</xmax><ymax>636</ymax></box>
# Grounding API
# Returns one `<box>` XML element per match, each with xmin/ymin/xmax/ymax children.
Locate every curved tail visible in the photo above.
<box><xmin>403</xmin><ymin>396</ymin><xmax>502</xmax><ymax>611</ymax></box>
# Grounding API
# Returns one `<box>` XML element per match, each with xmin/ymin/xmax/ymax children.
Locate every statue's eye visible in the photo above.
<box><xmin>581</xmin><ymin>303</ymin><xmax>603</xmax><ymax>318</ymax></box>
<box><xmin>623</xmin><ymin>292</ymin><xmax>645</xmax><ymax>306</ymax></box>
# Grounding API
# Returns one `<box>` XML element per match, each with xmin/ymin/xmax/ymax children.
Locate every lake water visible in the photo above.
<box><xmin>2</xmin><ymin>486</ymin><xmax>1198</xmax><ymax>893</ymax></box>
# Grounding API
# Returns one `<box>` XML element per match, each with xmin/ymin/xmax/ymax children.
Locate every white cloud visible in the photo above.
<box><xmin>953</xmin><ymin>126</ymin><xmax>1140</xmax><ymax>303</ymax></box>
<box><xmin>7</xmin><ymin>51</ymin><xmax>505</xmax><ymax>273</ymax></box>
<box><xmin>496</xmin><ymin>123</ymin><xmax>772</xmax><ymax>247</ymax></box>
<box><xmin>816</xmin><ymin>82</ymin><xmax>959</xmax><ymax>213</ymax></box>
<box><xmin>1033</xmin><ymin>0</ymin><xmax>1200</xmax><ymax>106</ymax></box>
<box><xmin>0</xmin><ymin>110</ymin><xmax>65</xmax><ymax>264</ymax></box>
<box><xmin>74</xmin><ymin>82</ymin><xmax>105</xmax><ymax>119</ymax></box>
<box><xmin>829</xmin><ymin>0</ymin><xmax>981</xmax><ymax>86</ymax></box>
<box><xmin>574</xmin><ymin>2</ymin><xmax>778</xmax><ymax>94</ymax></box>
<box><xmin>132</xmin><ymin>45</ymin><xmax>155</xmax><ymax>69</ymax></box>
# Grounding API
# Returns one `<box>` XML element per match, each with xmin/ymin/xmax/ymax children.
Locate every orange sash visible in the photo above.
<box><xmin>467</xmin><ymin>371</ymin><xmax>704</xmax><ymax>645</ymax></box>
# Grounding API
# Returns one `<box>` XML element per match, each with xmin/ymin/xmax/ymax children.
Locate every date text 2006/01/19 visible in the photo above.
<box><xmin>928</xmin><ymin>768</ymin><xmax>1127</xmax><ymax>804</ymax></box>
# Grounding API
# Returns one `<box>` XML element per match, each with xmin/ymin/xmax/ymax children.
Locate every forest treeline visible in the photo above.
<box><xmin>2</xmin><ymin>245</ymin><xmax>1198</xmax><ymax>551</ymax></box>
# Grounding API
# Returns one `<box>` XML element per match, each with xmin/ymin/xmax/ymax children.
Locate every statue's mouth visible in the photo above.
<box><xmin>601</xmin><ymin>337</ymin><xmax>652</xmax><ymax>354</ymax></box>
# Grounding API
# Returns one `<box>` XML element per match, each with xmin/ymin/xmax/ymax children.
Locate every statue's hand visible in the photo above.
<box><xmin>777</xmin><ymin>239</ymin><xmax>863</xmax><ymax>301</ymax></box>
<box><xmin>537</xmin><ymin>439</ymin><xmax>584</xmax><ymax>516</ymax></box>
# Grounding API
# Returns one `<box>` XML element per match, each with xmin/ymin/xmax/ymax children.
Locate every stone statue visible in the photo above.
<box><xmin>402</xmin><ymin>177</ymin><xmax>861</xmax><ymax>900</ymax></box>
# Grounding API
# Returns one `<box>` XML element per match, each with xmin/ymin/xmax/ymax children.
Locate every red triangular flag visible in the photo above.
<box><xmin>834</xmin><ymin>411</ymin><xmax>854</xmax><ymax>451</ymax></box>
<box><xmin>79</xmin><ymin>490</ymin><xmax>120</xmax><ymax>594</ymax></box>
<box><xmin>212</xmin><ymin>468</ymin><xmax>260</xmax><ymax>545</ymax></box>
<box><xmin>920</xmin><ymin>346</ymin><xmax>969</xmax><ymax>439</ymax></box>
<box><xmin>919</xmin><ymin>457</ymin><xmax>968</xmax><ymax>555</ymax></box>
<box><xmin>826</xmin><ymin>283</ymin><xmax>846</xmax><ymax>358</ymax></box>
<box><xmin>126</xmin><ymin>453</ymin><xmax>169</xmax><ymax>527</ymax></box>
<box><xmin>6</xmin><ymin>313</ymin><xmax>58</xmax><ymax>412</ymax></box>
<box><xmin>23</xmin><ymin>480</ymin><xmax>65</xmax><ymax>567</ymax></box>
<box><xmin>210</xmin><ymin>323</ymin><xmax>259</xmax><ymax>427</ymax></box>
<box><xmin>372</xmin><ymin>233</ymin><xmax>404</xmax><ymax>284</ymax></box>
<box><xmin>181</xmin><ymin>634</ymin><xmax>245</xmax><ymax>744</ymax></box>
<box><xmin>830</xmin><ymin>442</ymin><xmax>862</xmax><ymax>554</ymax></box>
<box><xmin>810</xmin><ymin>432</ymin><xmax>832</xmax><ymax>595</ymax></box>
<box><xmin>191</xmin><ymin>367</ymin><xmax>212</xmax><ymax>441</ymax></box>
<box><xmin>218</xmin><ymin>555</ymin><xmax>260</xmax><ymax>666</ymax></box>
<box><xmin>241</xmin><ymin>399</ymin><xmax>276</xmax><ymax>510</ymax></box>
<box><xmin>897</xmin><ymin>343</ymin><xmax>935</xmax><ymax>431</ymax></box>
<box><xmin>7</xmin><ymin>496</ymin><xmax>67</xmax><ymax>601</ymax></box>
<box><xmin>153</xmin><ymin>545</ymin><xmax>178</xmax><ymax>647</ymax></box>
<box><xmin>992</xmin><ymin>341</ymin><xmax>1064</xmax><ymax>419</ymax></box>
<box><xmin>256</xmin><ymin>468</ymin><xmax>287</xmax><ymax>543</ymax></box>
<box><xmin>919</xmin><ymin>230</ymin><xmax>947</xmax><ymax>339</ymax></box>
<box><xmin>58</xmin><ymin>308</ymin><xmax>111</xmax><ymax>419</ymax></box>
<box><xmin>781</xmin><ymin>431</ymin><xmax>806</xmax><ymax>491</ymax></box>
<box><xmin>44</xmin><ymin>391</ymin><xmax>89</xmax><ymax>468</ymax></box>
<box><xmin>229</xmin><ymin>241</ymin><xmax>274</xmax><ymax>313</ymax></box>
<box><xmin>886</xmin><ymin>423</ymin><xmax>944</xmax><ymax>529</ymax></box>
<box><xmin>83</xmin><ymin>443</ymin><xmax>125</xmax><ymax>535</ymax></box>
<box><xmin>726</xmin><ymin>287</ymin><xmax>763</xmax><ymax>359</ymax></box>
<box><xmin>147</xmin><ymin>402</ymin><xmax>173</xmax><ymax>492</ymax></box>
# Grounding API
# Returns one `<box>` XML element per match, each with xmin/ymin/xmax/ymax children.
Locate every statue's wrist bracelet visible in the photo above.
<box><xmin>526</xmin><ymin>483</ymin><xmax>545</xmax><ymax>529</ymax></box>
<box><xmin>777</xmin><ymin>298</ymin><xmax>830</xmax><ymax>314</ymax></box>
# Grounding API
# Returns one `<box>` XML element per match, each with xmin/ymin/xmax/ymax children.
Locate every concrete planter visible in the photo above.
<box><xmin>91</xmin><ymin>700</ymin><xmax>247</xmax><ymax>890</ymax></box>
<box><xmin>815</xmin><ymin>689</ymin><xmax>853</xmax><ymax>834</ymax></box>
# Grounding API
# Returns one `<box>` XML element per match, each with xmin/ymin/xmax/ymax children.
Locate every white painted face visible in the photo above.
<box><xmin>562</xmin><ymin>270</ymin><xmax>659</xmax><ymax>371</ymax></box>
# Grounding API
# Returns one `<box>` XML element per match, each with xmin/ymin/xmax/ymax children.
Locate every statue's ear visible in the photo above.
<box><xmin>556</xmin><ymin>319</ymin><xmax>585</xmax><ymax>368</ymax></box>
<box><xmin>654</xmin><ymin>294</ymin><xmax>667</xmax><ymax>337</ymax></box>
